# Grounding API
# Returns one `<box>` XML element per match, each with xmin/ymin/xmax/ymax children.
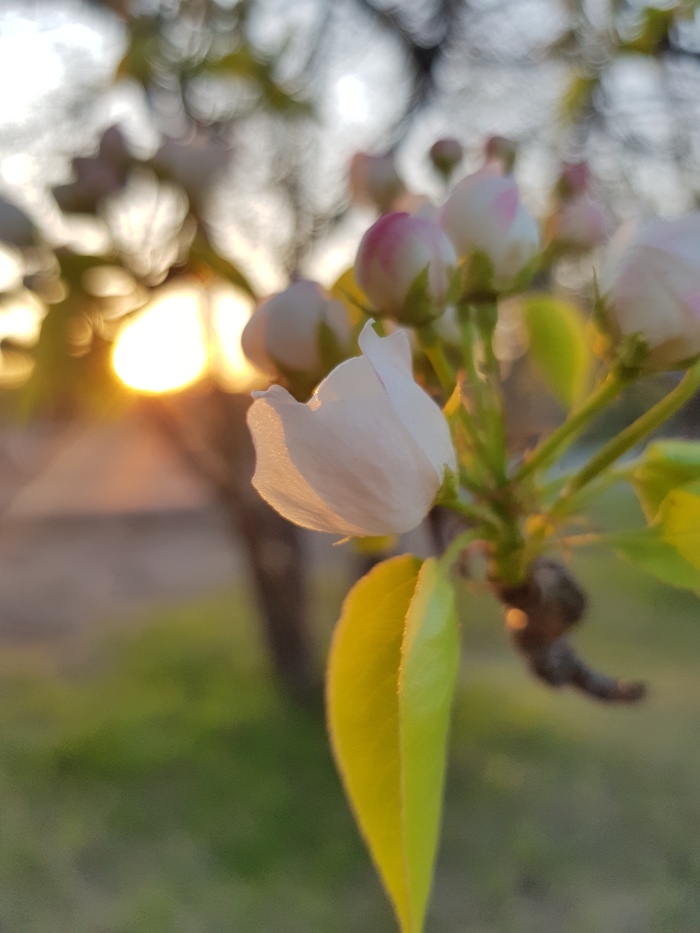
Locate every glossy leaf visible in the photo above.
<box><xmin>521</xmin><ymin>294</ymin><xmax>592</xmax><ymax>408</ymax></box>
<box><xmin>327</xmin><ymin>555</ymin><xmax>459</xmax><ymax>933</ymax></box>
<box><xmin>631</xmin><ymin>440</ymin><xmax>700</xmax><ymax>520</ymax></box>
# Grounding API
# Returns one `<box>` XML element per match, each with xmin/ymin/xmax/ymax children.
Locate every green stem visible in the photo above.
<box><xmin>443</xmin><ymin>497</ymin><xmax>501</xmax><ymax>530</ymax></box>
<box><xmin>416</xmin><ymin>326</ymin><xmax>486</xmax><ymax>492</ymax></box>
<box><xmin>422</xmin><ymin>341</ymin><xmax>455</xmax><ymax>396</ymax></box>
<box><xmin>440</xmin><ymin>529</ymin><xmax>479</xmax><ymax>573</ymax></box>
<box><xmin>558</xmin><ymin>359</ymin><xmax>700</xmax><ymax>506</ymax></box>
<box><xmin>475</xmin><ymin>302</ymin><xmax>508</xmax><ymax>484</ymax></box>
<box><xmin>458</xmin><ymin>311</ymin><xmax>488</xmax><ymax>428</ymax></box>
<box><xmin>512</xmin><ymin>370</ymin><xmax>631</xmax><ymax>484</ymax></box>
<box><xmin>458</xmin><ymin>306</ymin><xmax>506</xmax><ymax>482</ymax></box>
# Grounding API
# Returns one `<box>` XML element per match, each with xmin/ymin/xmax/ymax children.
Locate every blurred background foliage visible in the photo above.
<box><xmin>1</xmin><ymin>0</ymin><xmax>700</xmax><ymax>929</ymax></box>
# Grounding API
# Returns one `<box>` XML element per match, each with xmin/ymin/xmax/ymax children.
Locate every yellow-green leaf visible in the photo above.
<box><xmin>612</xmin><ymin>480</ymin><xmax>700</xmax><ymax>593</ymax></box>
<box><xmin>611</xmin><ymin>526</ymin><xmax>700</xmax><ymax>595</ymax></box>
<box><xmin>631</xmin><ymin>440</ymin><xmax>700</xmax><ymax>521</ymax></box>
<box><xmin>330</xmin><ymin>267</ymin><xmax>367</xmax><ymax>327</ymax></box>
<box><xmin>521</xmin><ymin>294</ymin><xmax>593</xmax><ymax>408</ymax></box>
<box><xmin>327</xmin><ymin>555</ymin><xmax>459</xmax><ymax>933</ymax></box>
<box><xmin>658</xmin><ymin>481</ymin><xmax>700</xmax><ymax>570</ymax></box>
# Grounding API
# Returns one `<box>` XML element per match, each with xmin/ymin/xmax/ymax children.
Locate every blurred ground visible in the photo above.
<box><xmin>0</xmin><ymin>412</ymin><xmax>422</xmax><ymax>650</ymax></box>
<box><xmin>0</xmin><ymin>414</ymin><xmax>239</xmax><ymax>647</ymax></box>
<box><xmin>0</xmin><ymin>423</ymin><xmax>698</xmax><ymax>932</ymax></box>
<box><xmin>0</xmin><ymin>550</ymin><xmax>698</xmax><ymax>933</ymax></box>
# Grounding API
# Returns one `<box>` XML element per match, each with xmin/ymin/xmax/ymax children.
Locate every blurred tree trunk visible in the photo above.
<box><xmin>144</xmin><ymin>388</ymin><xmax>318</xmax><ymax>707</ymax></box>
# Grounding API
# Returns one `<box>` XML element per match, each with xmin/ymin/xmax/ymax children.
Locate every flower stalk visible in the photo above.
<box><xmin>555</xmin><ymin>357</ymin><xmax>700</xmax><ymax>512</ymax></box>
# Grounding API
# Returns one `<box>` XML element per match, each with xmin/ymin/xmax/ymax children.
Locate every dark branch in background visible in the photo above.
<box><xmin>282</xmin><ymin>0</ymin><xmax>467</xmax><ymax>269</ymax></box>
<box><xmin>143</xmin><ymin>390</ymin><xmax>319</xmax><ymax>707</ymax></box>
<box><xmin>351</xmin><ymin>0</ymin><xmax>465</xmax><ymax>146</ymax></box>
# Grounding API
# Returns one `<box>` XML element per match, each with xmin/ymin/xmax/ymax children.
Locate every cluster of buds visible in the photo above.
<box><xmin>355</xmin><ymin>160</ymin><xmax>540</xmax><ymax>317</ymax></box>
<box><xmin>242</xmin><ymin>137</ymin><xmax>700</xmax><ymax>544</ymax></box>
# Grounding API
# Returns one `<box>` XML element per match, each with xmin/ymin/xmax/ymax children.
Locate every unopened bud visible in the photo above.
<box><xmin>556</xmin><ymin>161</ymin><xmax>590</xmax><ymax>200</ymax></box>
<box><xmin>348</xmin><ymin>152</ymin><xmax>405</xmax><ymax>214</ymax></box>
<box><xmin>241</xmin><ymin>280</ymin><xmax>351</xmax><ymax>380</ymax></box>
<box><xmin>440</xmin><ymin>171</ymin><xmax>540</xmax><ymax>291</ymax></box>
<box><xmin>548</xmin><ymin>195</ymin><xmax>607</xmax><ymax>252</ymax></box>
<box><xmin>600</xmin><ymin>214</ymin><xmax>700</xmax><ymax>370</ymax></box>
<box><xmin>429</xmin><ymin>137</ymin><xmax>463</xmax><ymax>178</ymax></box>
<box><xmin>355</xmin><ymin>212</ymin><xmax>458</xmax><ymax>324</ymax></box>
<box><xmin>484</xmin><ymin>135</ymin><xmax>518</xmax><ymax>173</ymax></box>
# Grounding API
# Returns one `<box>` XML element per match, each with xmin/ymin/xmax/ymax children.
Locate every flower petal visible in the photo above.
<box><xmin>358</xmin><ymin>323</ymin><xmax>457</xmax><ymax>478</ymax></box>
<box><xmin>248</xmin><ymin>385</ymin><xmax>362</xmax><ymax>534</ymax></box>
<box><xmin>249</xmin><ymin>365</ymin><xmax>442</xmax><ymax>536</ymax></box>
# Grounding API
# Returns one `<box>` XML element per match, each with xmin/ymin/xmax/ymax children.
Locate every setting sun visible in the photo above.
<box><xmin>112</xmin><ymin>282</ymin><xmax>259</xmax><ymax>394</ymax></box>
<box><xmin>113</xmin><ymin>287</ymin><xmax>208</xmax><ymax>393</ymax></box>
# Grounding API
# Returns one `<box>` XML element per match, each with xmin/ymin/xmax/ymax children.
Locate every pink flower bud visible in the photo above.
<box><xmin>241</xmin><ymin>280</ymin><xmax>351</xmax><ymax>377</ymax></box>
<box><xmin>557</xmin><ymin>162</ymin><xmax>590</xmax><ymax>200</ymax></box>
<box><xmin>440</xmin><ymin>171</ymin><xmax>540</xmax><ymax>290</ymax></box>
<box><xmin>600</xmin><ymin>214</ymin><xmax>700</xmax><ymax>368</ymax></box>
<box><xmin>248</xmin><ymin>322</ymin><xmax>457</xmax><ymax>536</ymax></box>
<box><xmin>355</xmin><ymin>212</ymin><xmax>457</xmax><ymax>323</ymax></box>
<box><xmin>549</xmin><ymin>195</ymin><xmax>607</xmax><ymax>252</ymax></box>
<box><xmin>429</xmin><ymin>137</ymin><xmax>463</xmax><ymax>176</ymax></box>
<box><xmin>484</xmin><ymin>136</ymin><xmax>518</xmax><ymax>173</ymax></box>
<box><xmin>348</xmin><ymin>152</ymin><xmax>405</xmax><ymax>213</ymax></box>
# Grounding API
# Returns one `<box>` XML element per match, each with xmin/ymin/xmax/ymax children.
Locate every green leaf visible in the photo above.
<box><xmin>327</xmin><ymin>555</ymin><xmax>459</xmax><ymax>933</ymax></box>
<box><xmin>520</xmin><ymin>293</ymin><xmax>593</xmax><ymax>408</ymax></box>
<box><xmin>611</xmin><ymin>526</ymin><xmax>700</xmax><ymax>595</ymax></box>
<box><xmin>611</xmin><ymin>480</ymin><xmax>700</xmax><ymax>593</ymax></box>
<box><xmin>631</xmin><ymin>440</ymin><xmax>700</xmax><ymax>521</ymax></box>
<box><xmin>657</xmin><ymin>481</ymin><xmax>700</xmax><ymax>570</ymax></box>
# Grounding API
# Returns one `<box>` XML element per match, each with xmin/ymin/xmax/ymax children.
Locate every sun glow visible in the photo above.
<box><xmin>112</xmin><ymin>282</ymin><xmax>259</xmax><ymax>394</ymax></box>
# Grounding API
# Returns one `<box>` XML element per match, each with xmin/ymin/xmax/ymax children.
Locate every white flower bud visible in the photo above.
<box><xmin>247</xmin><ymin>322</ymin><xmax>457</xmax><ymax>536</ymax></box>
<box><xmin>241</xmin><ymin>280</ymin><xmax>351</xmax><ymax>377</ymax></box>
<box><xmin>549</xmin><ymin>195</ymin><xmax>607</xmax><ymax>252</ymax></box>
<box><xmin>600</xmin><ymin>214</ymin><xmax>700</xmax><ymax>369</ymax></box>
<box><xmin>354</xmin><ymin>212</ymin><xmax>457</xmax><ymax>323</ymax></box>
<box><xmin>348</xmin><ymin>152</ymin><xmax>405</xmax><ymax>213</ymax></box>
<box><xmin>440</xmin><ymin>170</ymin><xmax>540</xmax><ymax>290</ymax></box>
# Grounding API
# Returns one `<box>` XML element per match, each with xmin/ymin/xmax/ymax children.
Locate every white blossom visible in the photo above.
<box><xmin>247</xmin><ymin>322</ymin><xmax>457</xmax><ymax>536</ymax></box>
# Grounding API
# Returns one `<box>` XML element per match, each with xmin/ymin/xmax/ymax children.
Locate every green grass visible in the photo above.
<box><xmin>0</xmin><ymin>546</ymin><xmax>700</xmax><ymax>933</ymax></box>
